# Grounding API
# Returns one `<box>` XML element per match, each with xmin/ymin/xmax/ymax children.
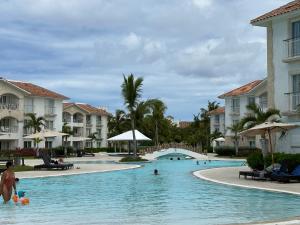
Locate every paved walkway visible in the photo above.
<box><xmin>16</xmin><ymin>153</ymin><xmax>139</xmax><ymax>179</ymax></box>
<box><xmin>193</xmin><ymin>166</ymin><xmax>300</xmax><ymax>195</ymax></box>
<box><xmin>194</xmin><ymin>166</ymin><xmax>300</xmax><ymax>225</ymax></box>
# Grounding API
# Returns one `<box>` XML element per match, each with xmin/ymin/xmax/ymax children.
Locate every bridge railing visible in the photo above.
<box><xmin>140</xmin><ymin>143</ymin><xmax>203</xmax><ymax>155</ymax></box>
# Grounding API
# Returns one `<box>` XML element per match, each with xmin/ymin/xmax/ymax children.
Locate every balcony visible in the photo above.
<box><xmin>0</xmin><ymin>126</ymin><xmax>18</xmax><ymax>133</ymax></box>
<box><xmin>283</xmin><ymin>38</ymin><xmax>300</xmax><ymax>63</ymax></box>
<box><xmin>0</xmin><ymin>103</ymin><xmax>19</xmax><ymax>110</ymax></box>
<box><xmin>45</xmin><ymin>106</ymin><xmax>56</xmax><ymax>116</ymax></box>
<box><xmin>283</xmin><ymin>92</ymin><xmax>300</xmax><ymax>115</ymax></box>
<box><xmin>86</xmin><ymin>120</ymin><xmax>92</xmax><ymax>127</ymax></box>
<box><xmin>73</xmin><ymin>133</ymin><xmax>83</xmax><ymax>137</ymax></box>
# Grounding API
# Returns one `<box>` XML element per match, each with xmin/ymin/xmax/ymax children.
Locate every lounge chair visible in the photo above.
<box><xmin>271</xmin><ymin>165</ymin><xmax>300</xmax><ymax>183</ymax></box>
<box><xmin>239</xmin><ymin>163</ymin><xmax>282</xmax><ymax>180</ymax></box>
<box><xmin>34</xmin><ymin>151</ymin><xmax>73</xmax><ymax>170</ymax></box>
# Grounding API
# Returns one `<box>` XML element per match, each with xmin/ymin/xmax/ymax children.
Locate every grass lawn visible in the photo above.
<box><xmin>0</xmin><ymin>165</ymin><xmax>34</xmax><ymax>172</ymax></box>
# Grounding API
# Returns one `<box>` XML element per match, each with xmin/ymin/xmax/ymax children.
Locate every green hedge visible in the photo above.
<box><xmin>119</xmin><ymin>156</ymin><xmax>148</xmax><ymax>162</ymax></box>
<box><xmin>264</xmin><ymin>153</ymin><xmax>300</xmax><ymax>172</ymax></box>
<box><xmin>247</xmin><ymin>152</ymin><xmax>300</xmax><ymax>171</ymax></box>
<box><xmin>246</xmin><ymin>151</ymin><xmax>264</xmax><ymax>170</ymax></box>
<box><xmin>84</xmin><ymin>147</ymin><xmax>117</xmax><ymax>153</ymax></box>
<box><xmin>215</xmin><ymin>146</ymin><xmax>260</xmax><ymax>157</ymax></box>
<box><xmin>52</xmin><ymin>146</ymin><xmax>74</xmax><ymax>156</ymax></box>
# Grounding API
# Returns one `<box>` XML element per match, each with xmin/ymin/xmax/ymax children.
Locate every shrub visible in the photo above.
<box><xmin>84</xmin><ymin>147</ymin><xmax>116</xmax><ymax>153</ymax></box>
<box><xmin>215</xmin><ymin>146</ymin><xmax>260</xmax><ymax>157</ymax></box>
<box><xmin>247</xmin><ymin>151</ymin><xmax>264</xmax><ymax>170</ymax></box>
<box><xmin>52</xmin><ymin>146</ymin><xmax>74</xmax><ymax>156</ymax></box>
<box><xmin>119</xmin><ymin>156</ymin><xmax>148</xmax><ymax>162</ymax></box>
<box><xmin>264</xmin><ymin>153</ymin><xmax>300</xmax><ymax>172</ymax></box>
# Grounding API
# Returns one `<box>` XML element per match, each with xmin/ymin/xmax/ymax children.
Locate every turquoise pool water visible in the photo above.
<box><xmin>1</xmin><ymin>159</ymin><xmax>300</xmax><ymax>225</ymax></box>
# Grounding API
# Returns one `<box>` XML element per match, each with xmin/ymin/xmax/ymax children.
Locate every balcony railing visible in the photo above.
<box><xmin>284</xmin><ymin>37</ymin><xmax>300</xmax><ymax>59</ymax></box>
<box><xmin>73</xmin><ymin>133</ymin><xmax>83</xmax><ymax>137</ymax></box>
<box><xmin>45</xmin><ymin>106</ymin><xmax>55</xmax><ymax>115</ymax></box>
<box><xmin>0</xmin><ymin>103</ymin><xmax>19</xmax><ymax>110</ymax></box>
<box><xmin>73</xmin><ymin>119</ymin><xmax>83</xmax><ymax>123</ymax></box>
<box><xmin>0</xmin><ymin>126</ymin><xmax>18</xmax><ymax>133</ymax></box>
<box><xmin>285</xmin><ymin>92</ymin><xmax>300</xmax><ymax>112</ymax></box>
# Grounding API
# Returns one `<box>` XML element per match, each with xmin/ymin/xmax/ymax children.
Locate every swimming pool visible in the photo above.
<box><xmin>1</xmin><ymin>159</ymin><xmax>300</xmax><ymax>225</ymax></box>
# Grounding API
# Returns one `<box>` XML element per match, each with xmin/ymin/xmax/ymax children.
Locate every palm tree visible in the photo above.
<box><xmin>108</xmin><ymin>109</ymin><xmax>128</xmax><ymax>137</ymax></box>
<box><xmin>240</xmin><ymin>103</ymin><xmax>281</xmax><ymax>129</ymax></box>
<box><xmin>24</xmin><ymin>113</ymin><xmax>45</xmax><ymax>133</ymax></box>
<box><xmin>62</xmin><ymin>122</ymin><xmax>74</xmax><ymax>156</ymax></box>
<box><xmin>227</xmin><ymin>122</ymin><xmax>243</xmax><ymax>155</ymax></box>
<box><xmin>134</xmin><ymin>101</ymin><xmax>151</xmax><ymax>130</ymax></box>
<box><xmin>200</xmin><ymin>101</ymin><xmax>220</xmax><ymax>151</ymax></box>
<box><xmin>148</xmin><ymin>99</ymin><xmax>167</xmax><ymax>146</ymax></box>
<box><xmin>121</xmin><ymin>74</ymin><xmax>143</xmax><ymax>158</ymax></box>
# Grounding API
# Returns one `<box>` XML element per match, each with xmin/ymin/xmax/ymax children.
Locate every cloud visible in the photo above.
<box><xmin>0</xmin><ymin>0</ymin><xmax>291</xmax><ymax>120</ymax></box>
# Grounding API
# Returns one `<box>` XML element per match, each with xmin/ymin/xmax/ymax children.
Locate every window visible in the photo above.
<box><xmin>24</xmin><ymin>98</ymin><xmax>34</xmax><ymax>113</ymax></box>
<box><xmin>96</xmin><ymin>116</ymin><xmax>101</xmax><ymax>125</ymax></box>
<box><xmin>248</xmin><ymin>96</ymin><xmax>255</xmax><ymax>105</ymax></box>
<box><xmin>45</xmin><ymin>141</ymin><xmax>52</xmax><ymax>149</ymax></box>
<box><xmin>214</xmin><ymin>115</ymin><xmax>220</xmax><ymax>124</ymax></box>
<box><xmin>259</xmin><ymin>93</ymin><xmax>268</xmax><ymax>110</ymax></box>
<box><xmin>232</xmin><ymin>120</ymin><xmax>239</xmax><ymax>125</ymax></box>
<box><xmin>86</xmin><ymin>115</ymin><xmax>91</xmax><ymax>125</ymax></box>
<box><xmin>97</xmin><ymin>141</ymin><xmax>101</xmax><ymax>148</ymax></box>
<box><xmin>231</xmin><ymin>98</ymin><xmax>240</xmax><ymax>113</ymax></box>
<box><xmin>86</xmin><ymin>128</ymin><xmax>91</xmax><ymax>136</ymax></box>
<box><xmin>45</xmin><ymin>99</ymin><xmax>55</xmax><ymax>114</ymax></box>
<box><xmin>292</xmin><ymin>75</ymin><xmax>300</xmax><ymax>110</ymax></box>
<box><xmin>24</xmin><ymin>141</ymin><xmax>32</xmax><ymax>148</ymax></box>
<box><xmin>249</xmin><ymin>140</ymin><xmax>256</xmax><ymax>149</ymax></box>
<box><xmin>45</xmin><ymin>120</ymin><xmax>54</xmax><ymax>130</ymax></box>
<box><xmin>292</xmin><ymin>21</ymin><xmax>300</xmax><ymax>56</ymax></box>
<box><xmin>96</xmin><ymin>129</ymin><xmax>101</xmax><ymax>138</ymax></box>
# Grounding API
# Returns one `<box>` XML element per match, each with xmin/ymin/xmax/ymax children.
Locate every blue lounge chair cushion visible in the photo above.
<box><xmin>291</xmin><ymin>165</ymin><xmax>300</xmax><ymax>176</ymax></box>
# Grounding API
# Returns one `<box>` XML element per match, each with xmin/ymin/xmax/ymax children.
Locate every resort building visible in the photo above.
<box><xmin>63</xmin><ymin>103</ymin><xmax>110</xmax><ymax>149</ymax></box>
<box><xmin>252</xmin><ymin>0</ymin><xmax>300</xmax><ymax>153</ymax></box>
<box><xmin>208</xmin><ymin>107</ymin><xmax>225</xmax><ymax>135</ymax></box>
<box><xmin>218</xmin><ymin>79</ymin><xmax>268</xmax><ymax>148</ymax></box>
<box><xmin>0</xmin><ymin>78</ymin><xmax>68</xmax><ymax>150</ymax></box>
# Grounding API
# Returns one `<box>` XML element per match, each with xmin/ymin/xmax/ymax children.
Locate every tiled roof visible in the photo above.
<box><xmin>9</xmin><ymin>80</ymin><xmax>68</xmax><ymax>99</ymax></box>
<box><xmin>178</xmin><ymin>121</ymin><xmax>192</xmax><ymax>129</ymax></box>
<box><xmin>63</xmin><ymin>103</ymin><xmax>110</xmax><ymax>116</ymax></box>
<box><xmin>218</xmin><ymin>80</ymin><xmax>263</xmax><ymax>98</ymax></box>
<box><xmin>251</xmin><ymin>0</ymin><xmax>300</xmax><ymax>24</ymax></box>
<box><xmin>208</xmin><ymin>107</ymin><xmax>225</xmax><ymax>116</ymax></box>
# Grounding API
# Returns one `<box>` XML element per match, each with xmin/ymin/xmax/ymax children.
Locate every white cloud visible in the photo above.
<box><xmin>192</xmin><ymin>0</ymin><xmax>213</xmax><ymax>9</ymax></box>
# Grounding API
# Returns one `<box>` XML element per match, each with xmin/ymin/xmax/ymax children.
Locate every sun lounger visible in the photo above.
<box><xmin>34</xmin><ymin>151</ymin><xmax>73</xmax><ymax>170</ymax></box>
<box><xmin>271</xmin><ymin>165</ymin><xmax>300</xmax><ymax>183</ymax></box>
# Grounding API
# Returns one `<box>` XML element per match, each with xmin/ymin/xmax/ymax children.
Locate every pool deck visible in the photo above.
<box><xmin>16</xmin><ymin>153</ymin><xmax>140</xmax><ymax>179</ymax></box>
<box><xmin>193</xmin><ymin>166</ymin><xmax>300</xmax><ymax>225</ymax></box>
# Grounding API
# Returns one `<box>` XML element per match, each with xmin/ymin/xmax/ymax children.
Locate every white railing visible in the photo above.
<box><xmin>0</xmin><ymin>126</ymin><xmax>18</xmax><ymax>133</ymax></box>
<box><xmin>284</xmin><ymin>37</ymin><xmax>300</xmax><ymax>58</ymax></box>
<box><xmin>292</xmin><ymin>93</ymin><xmax>300</xmax><ymax>111</ymax></box>
<box><xmin>0</xmin><ymin>103</ymin><xmax>19</xmax><ymax>110</ymax></box>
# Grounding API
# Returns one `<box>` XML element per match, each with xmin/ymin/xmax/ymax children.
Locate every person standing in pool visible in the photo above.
<box><xmin>0</xmin><ymin>161</ymin><xmax>17</xmax><ymax>203</ymax></box>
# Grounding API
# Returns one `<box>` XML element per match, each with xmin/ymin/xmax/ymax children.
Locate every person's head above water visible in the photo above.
<box><xmin>154</xmin><ymin>169</ymin><xmax>159</xmax><ymax>175</ymax></box>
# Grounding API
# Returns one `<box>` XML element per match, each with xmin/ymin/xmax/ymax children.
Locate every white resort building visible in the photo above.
<box><xmin>208</xmin><ymin>107</ymin><xmax>225</xmax><ymax>135</ymax></box>
<box><xmin>0</xmin><ymin>78</ymin><xmax>68</xmax><ymax>150</ymax></box>
<box><xmin>251</xmin><ymin>0</ymin><xmax>300</xmax><ymax>153</ymax></box>
<box><xmin>209</xmin><ymin>79</ymin><xmax>268</xmax><ymax>148</ymax></box>
<box><xmin>0</xmin><ymin>78</ymin><xmax>109</xmax><ymax>151</ymax></box>
<box><xmin>63</xmin><ymin>103</ymin><xmax>109</xmax><ymax>149</ymax></box>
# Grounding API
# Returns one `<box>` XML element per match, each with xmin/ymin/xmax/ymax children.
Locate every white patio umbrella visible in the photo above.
<box><xmin>23</xmin><ymin>130</ymin><xmax>69</xmax><ymax>139</ymax></box>
<box><xmin>239</xmin><ymin>122</ymin><xmax>298</xmax><ymax>164</ymax></box>
<box><xmin>214</xmin><ymin>137</ymin><xmax>225</xmax><ymax>142</ymax></box>
<box><xmin>107</xmin><ymin>130</ymin><xmax>151</xmax><ymax>141</ymax></box>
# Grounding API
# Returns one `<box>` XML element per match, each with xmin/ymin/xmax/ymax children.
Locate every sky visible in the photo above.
<box><xmin>0</xmin><ymin>0</ymin><xmax>289</xmax><ymax>120</ymax></box>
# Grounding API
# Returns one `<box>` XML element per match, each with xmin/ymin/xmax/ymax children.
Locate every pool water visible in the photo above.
<box><xmin>1</xmin><ymin>159</ymin><xmax>300</xmax><ymax>225</ymax></box>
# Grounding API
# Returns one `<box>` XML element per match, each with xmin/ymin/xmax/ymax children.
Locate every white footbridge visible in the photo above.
<box><xmin>141</xmin><ymin>144</ymin><xmax>208</xmax><ymax>160</ymax></box>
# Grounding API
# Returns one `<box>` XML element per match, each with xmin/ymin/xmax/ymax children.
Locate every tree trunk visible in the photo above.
<box><xmin>234</xmin><ymin>135</ymin><xmax>239</xmax><ymax>156</ymax></box>
<box><xmin>131</xmin><ymin>115</ymin><xmax>137</xmax><ymax>158</ymax></box>
<box><xmin>155</xmin><ymin>121</ymin><xmax>159</xmax><ymax>147</ymax></box>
